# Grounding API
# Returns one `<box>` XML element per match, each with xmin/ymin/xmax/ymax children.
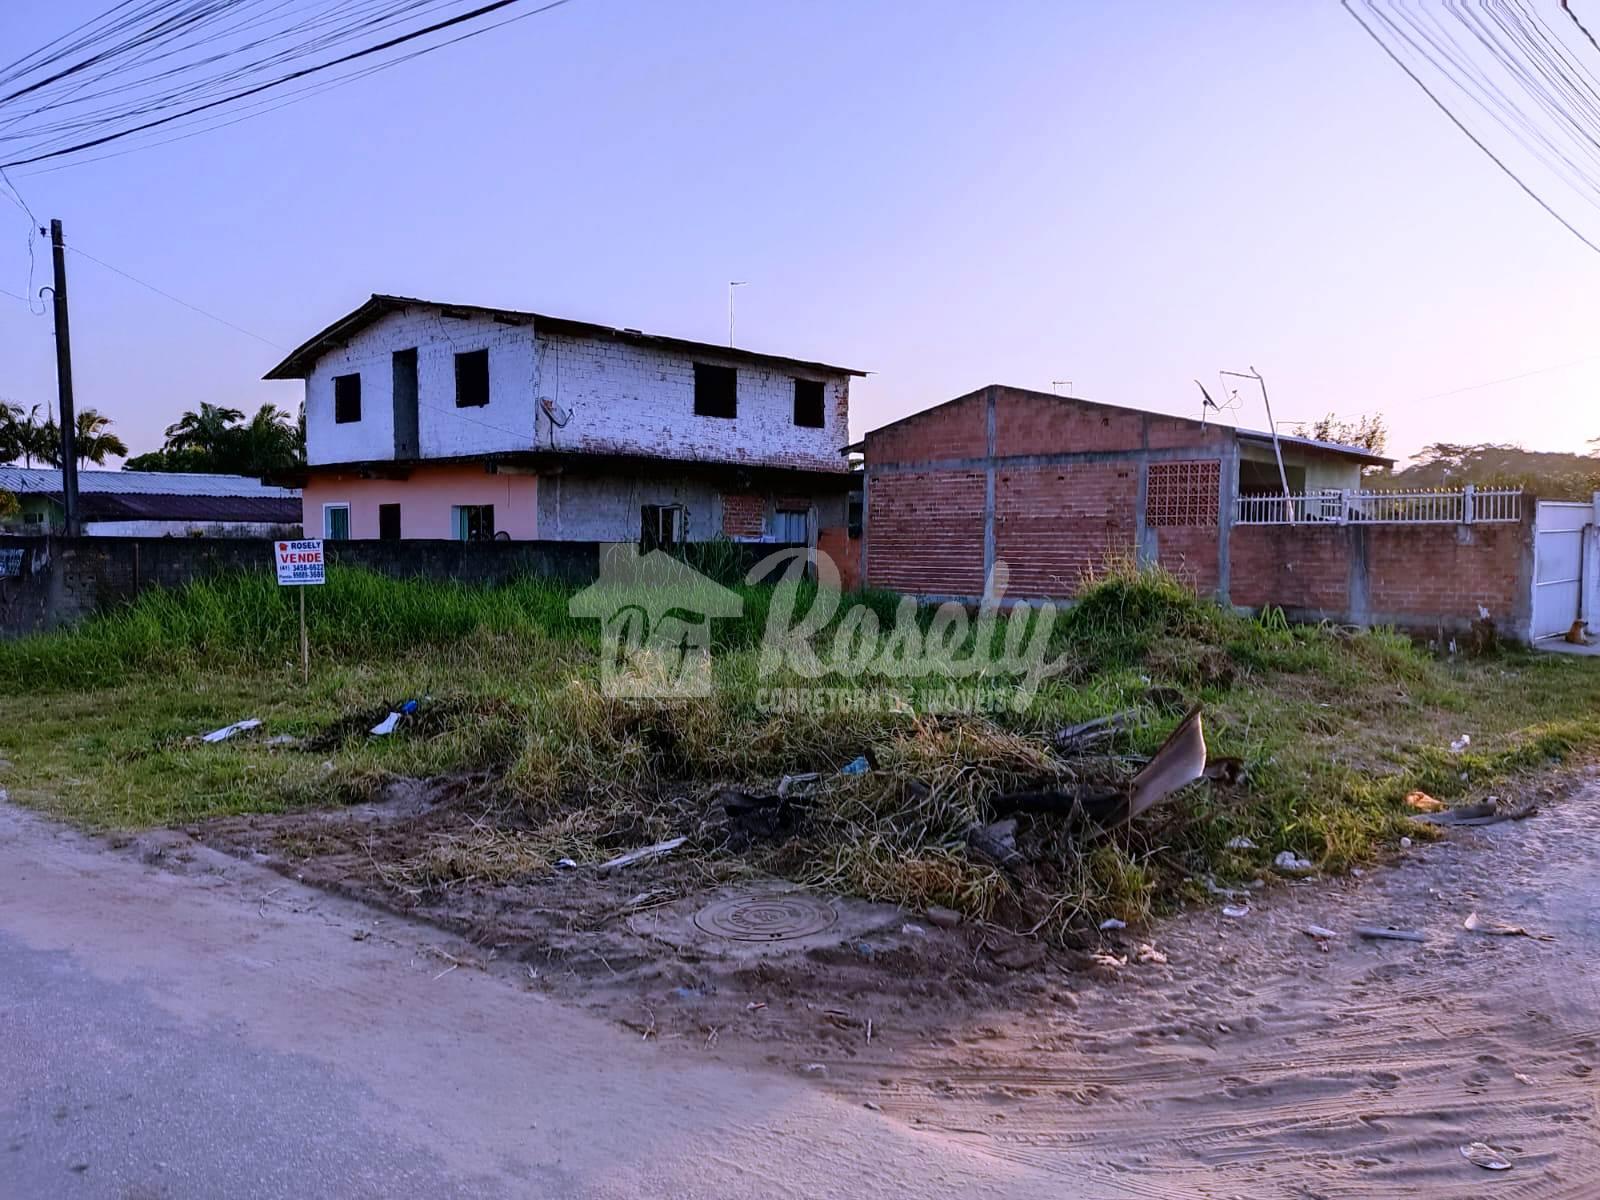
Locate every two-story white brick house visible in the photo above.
<box><xmin>265</xmin><ymin>294</ymin><xmax>863</xmax><ymax>548</ymax></box>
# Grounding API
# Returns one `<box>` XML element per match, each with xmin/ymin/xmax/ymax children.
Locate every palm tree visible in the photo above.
<box><xmin>0</xmin><ymin>400</ymin><xmax>22</xmax><ymax>465</ymax></box>
<box><xmin>72</xmin><ymin>409</ymin><xmax>128</xmax><ymax>466</ymax></box>
<box><xmin>6</xmin><ymin>404</ymin><xmax>56</xmax><ymax>468</ymax></box>
<box><xmin>163</xmin><ymin>402</ymin><xmax>245</xmax><ymax>458</ymax></box>
<box><xmin>234</xmin><ymin>403</ymin><xmax>300</xmax><ymax>473</ymax></box>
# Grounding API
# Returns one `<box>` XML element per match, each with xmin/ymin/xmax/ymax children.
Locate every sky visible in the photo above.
<box><xmin>1</xmin><ymin>0</ymin><xmax>1598</xmax><ymax>466</ymax></box>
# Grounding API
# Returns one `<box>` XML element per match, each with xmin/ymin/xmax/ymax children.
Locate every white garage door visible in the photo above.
<box><xmin>1533</xmin><ymin>501</ymin><xmax>1590</xmax><ymax>640</ymax></box>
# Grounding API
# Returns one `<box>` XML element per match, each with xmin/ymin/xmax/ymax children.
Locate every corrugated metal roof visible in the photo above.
<box><xmin>0</xmin><ymin>467</ymin><xmax>300</xmax><ymax>498</ymax></box>
<box><xmin>74</xmin><ymin>493</ymin><xmax>302</xmax><ymax>523</ymax></box>
<box><xmin>263</xmin><ymin>294</ymin><xmax>867</xmax><ymax>381</ymax></box>
<box><xmin>1235</xmin><ymin>429</ymin><xmax>1394</xmax><ymax>467</ymax></box>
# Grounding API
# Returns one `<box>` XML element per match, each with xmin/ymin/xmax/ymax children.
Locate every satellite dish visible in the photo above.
<box><xmin>540</xmin><ymin>397</ymin><xmax>571</xmax><ymax>427</ymax></box>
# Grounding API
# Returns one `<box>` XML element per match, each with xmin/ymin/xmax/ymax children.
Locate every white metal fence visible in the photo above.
<box><xmin>1234</xmin><ymin>485</ymin><xmax>1522</xmax><ymax>527</ymax></box>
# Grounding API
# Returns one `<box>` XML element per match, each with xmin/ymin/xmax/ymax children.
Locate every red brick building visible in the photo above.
<box><xmin>856</xmin><ymin>386</ymin><xmax>1536</xmax><ymax>636</ymax></box>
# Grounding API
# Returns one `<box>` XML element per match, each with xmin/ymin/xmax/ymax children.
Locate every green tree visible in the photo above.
<box><xmin>1383</xmin><ymin>442</ymin><xmax>1600</xmax><ymax>500</ymax></box>
<box><xmin>1290</xmin><ymin>412</ymin><xmax>1389</xmax><ymax>455</ymax></box>
<box><xmin>124</xmin><ymin>402</ymin><xmax>302</xmax><ymax>477</ymax></box>
<box><xmin>1</xmin><ymin>403</ymin><xmax>58</xmax><ymax>468</ymax></box>
<box><xmin>32</xmin><ymin>408</ymin><xmax>129</xmax><ymax>468</ymax></box>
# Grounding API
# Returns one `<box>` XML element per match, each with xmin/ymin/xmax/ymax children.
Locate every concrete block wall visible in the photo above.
<box><xmin>0</xmin><ymin>535</ymin><xmax>800</xmax><ymax>640</ymax></box>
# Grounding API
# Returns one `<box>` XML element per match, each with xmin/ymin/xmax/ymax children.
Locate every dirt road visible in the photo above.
<box><xmin>3</xmin><ymin>773</ymin><xmax>1597</xmax><ymax>1197</ymax></box>
<box><xmin>0</xmin><ymin>803</ymin><xmax>1064</xmax><ymax>1200</ymax></box>
<box><xmin>813</xmin><ymin>769</ymin><xmax>1600</xmax><ymax>1198</ymax></box>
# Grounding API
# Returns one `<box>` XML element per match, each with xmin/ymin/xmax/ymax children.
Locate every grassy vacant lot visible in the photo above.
<box><xmin>1</xmin><ymin>564</ymin><xmax>1596</xmax><ymax>934</ymax></box>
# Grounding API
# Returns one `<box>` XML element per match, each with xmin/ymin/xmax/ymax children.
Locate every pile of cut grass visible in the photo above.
<box><xmin>2</xmin><ymin>561</ymin><xmax>1598</xmax><ymax>937</ymax></box>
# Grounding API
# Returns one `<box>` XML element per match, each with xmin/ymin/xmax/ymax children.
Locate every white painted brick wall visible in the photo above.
<box><xmin>305</xmin><ymin>308</ymin><xmax>536</xmax><ymax>466</ymax></box>
<box><xmin>536</xmin><ymin>332</ymin><xmax>850</xmax><ymax>472</ymax></box>
<box><xmin>303</xmin><ymin>303</ymin><xmax>850</xmax><ymax>472</ymax></box>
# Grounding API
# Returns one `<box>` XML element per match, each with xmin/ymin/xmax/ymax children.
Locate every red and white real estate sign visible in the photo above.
<box><xmin>275</xmin><ymin>539</ymin><xmax>325</xmax><ymax>586</ymax></box>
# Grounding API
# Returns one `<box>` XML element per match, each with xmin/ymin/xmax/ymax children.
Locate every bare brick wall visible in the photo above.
<box><xmin>995</xmin><ymin>463</ymin><xmax>1137</xmax><ymax>597</ymax></box>
<box><xmin>721</xmin><ymin>493</ymin><xmax>765</xmax><ymax>539</ymax></box>
<box><xmin>1229</xmin><ymin>520</ymin><xmax>1531</xmax><ymax>633</ymax></box>
<box><xmin>867</xmin><ymin>392</ymin><xmax>988</xmax><ymax>465</ymax></box>
<box><xmin>864</xmin><ymin>388</ymin><xmax>1225</xmax><ymax>601</ymax></box>
<box><xmin>1156</xmin><ymin>527</ymin><xmax>1222</xmax><ymax>597</ymax></box>
<box><xmin>1365</xmin><ymin>523</ymin><xmax>1524</xmax><ymax>625</ymax></box>
<box><xmin>1229</xmin><ymin>525</ymin><xmax>1352</xmax><ymax>614</ymax></box>
<box><xmin>866</xmin><ymin>471</ymin><xmax>986</xmax><ymax>596</ymax></box>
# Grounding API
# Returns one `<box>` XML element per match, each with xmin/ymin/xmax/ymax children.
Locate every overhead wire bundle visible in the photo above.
<box><xmin>0</xmin><ymin>0</ymin><xmax>574</xmax><ymax>173</ymax></box>
<box><xmin>1344</xmin><ymin>0</ymin><xmax>1600</xmax><ymax>255</ymax></box>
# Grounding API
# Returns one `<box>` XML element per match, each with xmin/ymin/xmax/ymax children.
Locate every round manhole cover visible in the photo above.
<box><xmin>693</xmin><ymin>892</ymin><xmax>839</xmax><ymax>942</ymax></box>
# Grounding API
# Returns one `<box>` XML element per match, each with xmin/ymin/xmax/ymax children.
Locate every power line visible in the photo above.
<box><xmin>0</xmin><ymin>0</ymin><xmax>578</xmax><ymax>170</ymax></box>
<box><xmin>63</xmin><ymin>241</ymin><xmax>287</xmax><ymax>348</ymax></box>
<box><xmin>1343</xmin><ymin>0</ymin><xmax>1600</xmax><ymax>256</ymax></box>
<box><xmin>1417</xmin><ymin>349</ymin><xmax>1600</xmax><ymax>400</ymax></box>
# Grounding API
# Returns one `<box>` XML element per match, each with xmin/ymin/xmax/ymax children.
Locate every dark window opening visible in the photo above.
<box><xmin>693</xmin><ymin>363</ymin><xmax>737</xmax><ymax>418</ymax></box>
<box><xmin>1237</xmin><ymin>459</ymin><xmax>1307</xmax><ymax>495</ymax></box>
<box><xmin>392</xmin><ymin>348</ymin><xmax>418</xmax><ymax>458</ymax></box>
<box><xmin>640</xmin><ymin>504</ymin><xmax>685</xmax><ymax>551</ymax></box>
<box><xmin>333</xmin><ymin>373</ymin><xmax>361</xmax><ymax>424</ymax></box>
<box><xmin>455</xmin><ymin>349</ymin><xmax>490</xmax><ymax>408</ymax></box>
<box><xmin>847</xmin><ymin>494</ymin><xmax>863</xmax><ymax>539</ymax></box>
<box><xmin>378</xmin><ymin>503</ymin><xmax>402</xmax><ymax>540</ymax></box>
<box><xmin>793</xmin><ymin>378</ymin><xmax>825</xmax><ymax>428</ymax></box>
<box><xmin>453</xmin><ymin>504</ymin><xmax>494</xmax><ymax>542</ymax></box>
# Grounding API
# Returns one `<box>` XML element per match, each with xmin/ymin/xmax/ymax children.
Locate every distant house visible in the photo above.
<box><xmin>264</xmin><ymin>294</ymin><xmax>865</xmax><ymax>546</ymax></box>
<box><xmin>0</xmin><ymin>467</ymin><xmax>302</xmax><ymax>538</ymax></box>
<box><xmin>857</xmin><ymin>385</ymin><xmax>1393</xmax><ymax>601</ymax></box>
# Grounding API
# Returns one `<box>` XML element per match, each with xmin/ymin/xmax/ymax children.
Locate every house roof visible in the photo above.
<box><xmin>857</xmin><ymin>386</ymin><xmax>1395</xmax><ymax>467</ymax></box>
<box><xmin>73</xmin><ymin>494</ymin><xmax>303</xmax><ymax>523</ymax></box>
<box><xmin>0</xmin><ymin>467</ymin><xmax>300</xmax><ymax>498</ymax></box>
<box><xmin>0</xmin><ymin>468</ymin><xmax>302</xmax><ymax>524</ymax></box>
<box><xmin>263</xmin><ymin>294</ymin><xmax>867</xmax><ymax>381</ymax></box>
<box><xmin>1235</xmin><ymin>429</ymin><xmax>1393</xmax><ymax>468</ymax></box>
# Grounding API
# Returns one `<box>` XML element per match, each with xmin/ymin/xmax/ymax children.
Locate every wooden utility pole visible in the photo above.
<box><xmin>46</xmin><ymin>218</ymin><xmax>80</xmax><ymax>535</ymax></box>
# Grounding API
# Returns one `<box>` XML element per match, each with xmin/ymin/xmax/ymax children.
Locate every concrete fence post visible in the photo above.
<box><xmin>1463</xmin><ymin>483</ymin><xmax>1476</xmax><ymax>525</ymax></box>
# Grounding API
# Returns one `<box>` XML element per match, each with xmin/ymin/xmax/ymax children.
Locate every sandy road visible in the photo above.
<box><xmin>3</xmin><ymin>773</ymin><xmax>1598</xmax><ymax>1198</ymax></box>
<box><xmin>816</xmin><ymin>771</ymin><xmax>1600</xmax><ymax>1197</ymax></box>
<box><xmin>0</xmin><ymin>803</ymin><xmax>1067</xmax><ymax>1200</ymax></box>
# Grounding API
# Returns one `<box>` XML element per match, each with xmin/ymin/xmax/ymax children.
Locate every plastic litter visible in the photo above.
<box><xmin>1355</xmin><ymin>925</ymin><xmax>1426</xmax><ymax>943</ymax></box>
<box><xmin>370</xmin><ymin>712</ymin><xmax>402</xmax><ymax>737</ymax></box>
<box><xmin>1450</xmin><ymin>734</ymin><xmax>1472</xmax><ymax>753</ymax></box>
<box><xmin>1225</xmin><ymin>836</ymin><xmax>1257</xmax><ymax>850</ymax></box>
<box><xmin>202</xmin><ymin>718</ymin><xmax>261</xmax><ymax>743</ymax></box>
<box><xmin>553</xmin><ymin>858</ymin><xmax>577</xmax><ymax>870</ymax></box>
<box><xmin>1460</xmin><ymin>1142</ymin><xmax>1512</xmax><ymax>1171</ymax></box>
<box><xmin>1099</xmin><ymin>917</ymin><xmax>1127</xmax><ymax>931</ymax></box>
<box><xmin>838</xmin><ymin>755</ymin><xmax>870</xmax><ymax>775</ymax></box>
<box><xmin>1222</xmin><ymin>904</ymin><xmax>1250</xmax><ymax>919</ymax></box>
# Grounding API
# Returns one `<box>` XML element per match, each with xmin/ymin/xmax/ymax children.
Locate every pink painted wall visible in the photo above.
<box><xmin>301</xmin><ymin>464</ymin><xmax>538</xmax><ymax>540</ymax></box>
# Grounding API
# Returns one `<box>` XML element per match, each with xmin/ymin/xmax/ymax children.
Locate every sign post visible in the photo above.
<box><xmin>274</xmin><ymin>539</ymin><xmax>326</xmax><ymax>683</ymax></box>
